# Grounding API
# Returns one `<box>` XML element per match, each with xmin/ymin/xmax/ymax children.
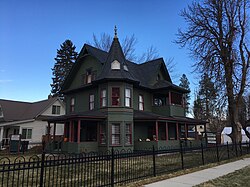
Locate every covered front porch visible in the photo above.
<box><xmin>46</xmin><ymin>112</ymin><xmax>107</xmax><ymax>153</ymax></box>
<box><xmin>134</xmin><ymin>119</ymin><xmax>207</xmax><ymax>150</ymax></box>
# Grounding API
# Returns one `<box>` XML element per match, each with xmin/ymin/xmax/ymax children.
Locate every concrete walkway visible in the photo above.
<box><xmin>144</xmin><ymin>158</ymin><xmax>250</xmax><ymax>187</ymax></box>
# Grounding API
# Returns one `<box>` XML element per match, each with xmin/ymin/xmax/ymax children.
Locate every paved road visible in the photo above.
<box><xmin>144</xmin><ymin>158</ymin><xmax>250</xmax><ymax>187</ymax></box>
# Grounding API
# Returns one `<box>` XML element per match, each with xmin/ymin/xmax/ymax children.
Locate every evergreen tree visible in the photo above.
<box><xmin>51</xmin><ymin>40</ymin><xmax>78</xmax><ymax>97</ymax></box>
<box><xmin>179</xmin><ymin>74</ymin><xmax>190</xmax><ymax>115</ymax></box>
<box><xmin>193</xmin><ymin>93</ymin><xmax>203</xmax><ymax>120</ymax></box>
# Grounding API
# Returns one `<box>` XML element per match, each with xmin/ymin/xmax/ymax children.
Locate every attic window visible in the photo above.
<box><xmin>123</xmin><ymin>65</ymin><xmax>128</xmax><ymax>71</ymax></box>
<box><xmin>111</xmin><ymin>60</ymin><xmax>120</xmax><ymax>70</ymax></box>
<box><xmin>156</xmin><ymin>74</ymin><xmax>160</xmax><ymax>81</ymax></box>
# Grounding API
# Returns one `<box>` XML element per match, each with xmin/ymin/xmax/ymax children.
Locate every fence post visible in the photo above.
<box><xmin>216</xmin><ymin>143</ymin><xmax>220</xmax><ymax>162</ymax></box>
<box><xmin>226</xmin><ymin>141</ymin><xmax>230</xmax><ymax>159</ymax></box>
<box><xmin>180</xmin><ymin>142</ymin><xmax>184</xmax><ymax>169</ymax></box>
<box><xmin>201</xmin><ymin>141</ymin><xmax>204</xmax><ymax>165</ymax></box>
<box><xmin>152</xmin><ymin>145</ymin><xmax>156</xmax><ymax>177</ymax></box>
<box><xmin>39</xmin><ymin>141</ymin><xmax>46</xmax><ymax>187</ymax></box>
<box><xmin>111</xmin><ymin>147</ymin><xmax>115</xmax><ymax>187</ymax></box>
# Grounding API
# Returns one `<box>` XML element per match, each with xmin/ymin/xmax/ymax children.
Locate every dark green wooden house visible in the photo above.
<box><xmin>47</xmin><ymin>30</ymin><xmax>207</xmax><ymax>153</ymax></box>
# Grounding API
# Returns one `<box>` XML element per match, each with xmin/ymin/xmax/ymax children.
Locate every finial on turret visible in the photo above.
<box><xmin>114</xmin><ymin>25</ymin><xmax>118</xmax><ymax>38</ymax></box>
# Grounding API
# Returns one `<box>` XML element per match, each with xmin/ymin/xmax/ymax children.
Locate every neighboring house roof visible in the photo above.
<box><xmin>61</xmin><ymin>34</ymin><xmax>188</xmax><ymax>93</ymax></box>
<box><xmin>0</xmin><ymin>97</ymin><xmax>62</xmax><ymax>123</ymax></box>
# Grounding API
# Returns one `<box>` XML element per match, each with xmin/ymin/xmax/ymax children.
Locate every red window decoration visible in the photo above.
<box><xmin>125</xmin><ymin>124</ymin><xmax>132</xmax><ymax>145</ymax></box>
<box><xmin>139</xmin><ymin>95</ymin><xmax>144</xmax><ymax>111</ymax></box>
<box><xmin>125</xmin><ymin>88</ymin><xmax>131</xmax><ymax>107</ymax></box>
<box><xmin>100</xmin><ymin>89</ymin><xmax>107</xmax><ymax>107</ymax></box>
<box><xmin>89</xmin><ymin>94</ymin><xmax>94</xmax><ymax>110</ymax></box>
<box><xmin>111</xmin><ymin>123</ymin><xmax>120</xmax><ymax>145</ymax></box>
<box><xmin>112</xmin><ymin>87</ymin><xmax>120</xmax><ymax>106</ymax></box>
<box><xmin>70</xmin><ymin>98</ymin><xmax>75</xmax><ymax>112</ymax></box>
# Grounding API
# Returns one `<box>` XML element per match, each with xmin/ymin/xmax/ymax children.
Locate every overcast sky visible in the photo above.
<box><xmin>0</xmin><ymin>0</ymin><xmax>199</xmax><ymax>102</ymax></box>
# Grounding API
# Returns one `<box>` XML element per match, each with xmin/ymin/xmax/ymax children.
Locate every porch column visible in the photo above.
<box><xmin>155</xmin><ymin>121</ymin><xmax>159</xmax><ymax>141</ymax></box>
<box><xmin>53</xmin><ymin>122</ymin><xmax>56</xmax><ymax>139</ymax></box>
<box><xmin>185</xmin><ymin>123</ymin><xmax>188</xmax><ymax>139</ymax></box>
<box><xmin>0</xmin><ymin>127</ymin><xmax>3</xmax><ymax>142</ymax></box>
<box><xmin>195</xmin><ymin>124</ymin><xmax>198</xmax><ymax>140</ymax></box>
<box><xmin>77</xmin><ymin>120</ymin><xmax>81</xmax><ymax>143</ymax></box>
<box><xmin>176</xmin><ymin>122</ymin><xmax>179</xmax><ymax>140</ymax></box>
<box><xmin>165</xmin><ymin>122</ymin><xmax>169</xmax><ymax>141</ymax></box>
<box><xmin>47</xmin><ymin>122</ymin><xmax>51</xmax><ymax>142</ymax></box>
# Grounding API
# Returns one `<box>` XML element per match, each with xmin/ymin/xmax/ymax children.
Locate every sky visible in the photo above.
<box><xmin>0</xmin><ymin>0</ymin><xmax>199</xmax><ymax>103</ymax></box>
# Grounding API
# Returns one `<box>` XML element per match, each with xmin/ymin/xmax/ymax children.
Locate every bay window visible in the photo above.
<box><xmin>112</xmin><ymin>87</ymin><xmax>120</xmax><ymax>106</ymax></box>
<box><xmin>111</xmin><ymin>123</ymin><xmax>120</xmax><ymax>145</ymax></box>
<box><xmin>100</xmin><ymin>89</ymin><xmax>107</xmax><ymax>107</ymax></box>
<box><xmin>125</xmin><ymin>123</ymin><xmax>132</xmax><ymax>145</ymax></box>
<box><xmin>139</xmin><ymin>95</ymin><xmax>144</xmax><ymax>111</ymax></box>
<box><xmin>125</xmin><ymin>88</ymin><xmax>131</xmax><ymax>107</ymax></box>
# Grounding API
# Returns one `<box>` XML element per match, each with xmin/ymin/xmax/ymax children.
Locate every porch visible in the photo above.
<box><xmin>134</xmin><ymin>120</ymin><xmax>207</xmax><ymax>150</ymax></box>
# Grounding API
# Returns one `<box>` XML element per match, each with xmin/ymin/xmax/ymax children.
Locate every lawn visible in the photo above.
<box><xmin>195</xmin><ymin>165</ymin><xmax>250</xmax><ymax>187</ymax></box>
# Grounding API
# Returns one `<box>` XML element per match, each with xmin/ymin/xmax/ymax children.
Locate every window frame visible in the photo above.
<box><xmin>99</xmin><ymin>124</ymin><xmax>106</xmax><ymax>145</ymax></box>
<box><xmin>111</xmin><ymin>87</ymin><xmax>120</xmax><ymax>106</ymax></box>
<box><xmin>111</xmin><ymin>123</ymin><xmax>121</xmax><ymax>145</ymax></box>
<box><xmin>100</xmin><ymin>89</ymin><xmax>107</xmax><ymax>107</ymax></box>
<box><xmin>125</xmin><ymin>123</ymin><xmax>132</xmax><ymax>145</ymax></box>
<box><xmin>52</xmin><ymin>105</ymin><xmax>61</xmax><ymax>115</ymax></box>
<box><xmin>70</xmin><ymin>98</ymin><xmax>75</xmax><ymax>112</ymax></box>
<box><xmin>21</xmin><ymin>128</ymin><xmax>32</xmax><ymax>139</ymax></box>
<box><xmin>125</xmin><ymin>88</ymin><xmax>131</xmax><ymax>107</ymax></box>
<box><xmin>89</xmin><ymin>94</ymin><xmax>95</xmax><ymax>110</ymax></box>
<box><xmin>139</xmin><ymin>94</ymin><xmax>144</xmax><ymax>111</ymax></box>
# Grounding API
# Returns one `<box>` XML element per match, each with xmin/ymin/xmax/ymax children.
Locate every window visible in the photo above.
<box><xmin>139</xmin><ymin>95</ymin><xmax>144</xmax><ymax>111</ymax></box>
<box><xmin>111</xmin><ymin>124</ymin><xmax>120</xmax><ymax>145</ymax></box>
<box><xmin>70</xmin><ymin>98</ymin><xmax>75</xmax><ymax>112</ymax></box>
<box><xmin>111</xmin><ymin>60</ymin><xmax>120</xmax><ymax>70</ymax></box>
<box><xmin>153</xmin><ymin>95</ymin><xmax>166</xmax><ymax>106</ymax></box>
<box><xmin>99</xmin><ymin>124</ymin><xmax>106</xmax><ymax>145</ymax></box>
<box><xmin>171</xmin><ymin>92</ymin><xmax>182</xmax><ymax>105</ymax></box>
<box><xmin>89</xmin><ymin>94</ymin><xmax>95</xmax><ymax>110</ymax></box>
<box><xmin>52</xmin><ymin>105</ymin><xmax>61</xmax><ymax>114</ymax></box>
<box><xmin>86</xmin><ymin>69</ymin><xmax>92</xmax><ymax>84</ymax></box>
<box><xmin>100</xmin><ymin>89</ymin><xmax>107</xmax><ymax>107</ymax></box>
<box><xmin>125</xmin><ymin>124</ymin><xmax>132</xmax><ymax>145</ymax></box>
<box><xmin>125</xmin><ymin>88</ymin><xmax>131</xmax><ymax>107</ymax></box>
<box><xmin>112</xmin><ymin>87</ymin><xmax>120</xmax><ymax>106</ymax></box>
<box><xmin>21</xmin><ymin>128</ymin><xmax>32</xmax><ymax>139</ymax></box>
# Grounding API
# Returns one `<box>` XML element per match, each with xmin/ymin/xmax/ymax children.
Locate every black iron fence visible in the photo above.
<box><xmin>0</xmin><ymin>141</ymin><xmax>249</xmax><ymax>187</ymax></box>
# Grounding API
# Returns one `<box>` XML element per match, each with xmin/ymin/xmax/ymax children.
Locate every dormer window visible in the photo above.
<box><xmin>86</xmin><ymin>69</ymin><xmax>92</xmax><ymax>83</ymax></box>
<box><xmin>82</xmin><ymin>68</ymin><xmax>96</xmax><ymax>85</ymax></box>
<box><xmin>111</xmin><ymin>60</ymin><xmax>120</xmax><ymax>70</ymax></box>
<box><xmin>157</xmin><ymin>74</ymin><xmax>161</xmax><ymax>81</ymax></box>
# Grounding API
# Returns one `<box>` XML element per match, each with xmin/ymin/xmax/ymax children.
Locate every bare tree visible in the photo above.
<box><xmin>176</xmin><ymin>0</ymin><xmax>250</xmax><ymax>143</ymax></box>
<box><xmin>89</xmin><ymin>33</ymin><xmax>159</xmax><ymax>62</ymax></box>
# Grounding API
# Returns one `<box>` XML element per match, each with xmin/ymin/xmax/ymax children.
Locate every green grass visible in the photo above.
<box><xmin>195</xmin><ymin>165</ymin><xmax>250</xmax><ymax>187</ymax></box>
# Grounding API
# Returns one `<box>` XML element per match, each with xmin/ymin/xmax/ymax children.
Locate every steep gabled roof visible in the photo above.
<box><xmin>0</xmin><ymin>97</ymin><xmax>59</xmax><ymax>122</ymax></box>
<box><xmin>95</xmin><ymin>36</ymin><xmax>139</xmax><ymax>83</ymax></box>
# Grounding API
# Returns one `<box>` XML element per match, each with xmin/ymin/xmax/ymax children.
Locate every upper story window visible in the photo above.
<box><xmin>112</xmin><ymin>87</ymin><xmax>120</xmax><ymax>106</ymax></box>
<box><xmin>52</xmin><ymin>105</ymin><xmax>61</xmax><ymax>115</ymax></box>
<box><xmin>111</xmin><ymin>60</ymin><xmax>120</xmax><ymax>70</ymax></box>
<box><xmin>100</xmin><ymin>89</ymin><xmax>107</xmax><ymax>107</ymax></box>
<box><xmin>70</xmin><ymin>98</ymin><xmax>75</xmax><ymax>112</ymax></box>
<box><xmin>82</xmin><ymin>69</ymin><xmax>96</xmax><ymax>84</ymax></box>
<box><xmin>171</xmin><ymin>92</ymin><xmax>182</xmax><ymax>105</ymax></box>
<box><xmin>139</xmin><ymin>95</ymin><xmax>144</xmax><ymax>111</ymax></box>
<box><xmin>125</xmin><ymin>88</ymin><xmax>131</xmax><ymax>107</ymax></box>
<box><xmin>153</xmin><ymin>95</ymin><xmax>166</xmax><ymax>106</ymax></box>
<box><xmin>89</xmin><ymin>94</ymin><xmax>95</xmax><ymax>110</ymax></box>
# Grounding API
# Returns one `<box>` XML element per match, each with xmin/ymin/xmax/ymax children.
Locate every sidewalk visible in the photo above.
<box><xmin>144</xmin><ymin>158</ymin><xmax>250</xmax><ymax>187</ymax></box>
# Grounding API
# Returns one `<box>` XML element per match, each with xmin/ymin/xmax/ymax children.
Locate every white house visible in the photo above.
<box><xmin>221</xmin><ymin>127</ymin><xmax>250</xmax><ymax>144</ymax></box>
<box><xmin>0</xmin><ymin>97</ymin><xmax>65</xmax><ymax>149</ymax></box>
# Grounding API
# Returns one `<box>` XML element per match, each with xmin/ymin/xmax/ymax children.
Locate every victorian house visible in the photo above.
<box><xmin>47</xmin><ymin>30</ymin><xmax>206</xmax><ymax>153</ymax></box>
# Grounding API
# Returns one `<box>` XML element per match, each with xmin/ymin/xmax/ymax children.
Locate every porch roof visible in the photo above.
<box><xmin>46</xmin><ymin>110</ymin><xmax>107</xmax><ymax>123</ymax></box>
<box><xmin>134</xmin><ymin>110</ymin><xmax>206</xmax><ymax>124</ymax></box>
